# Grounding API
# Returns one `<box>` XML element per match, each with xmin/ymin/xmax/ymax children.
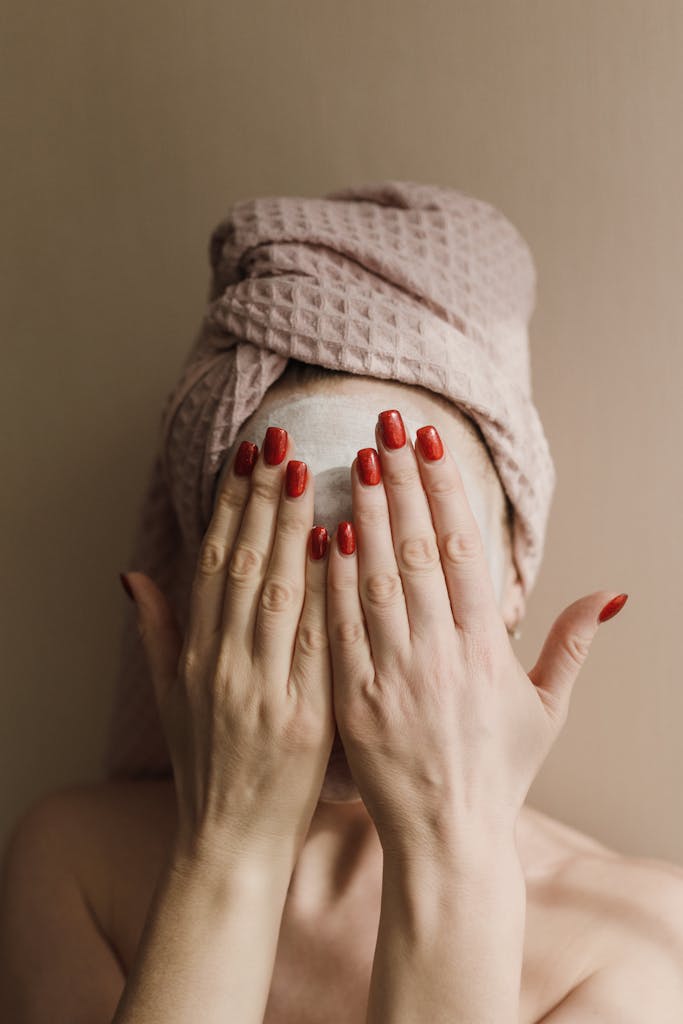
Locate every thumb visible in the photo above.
<box><xmin>120</xmin><ymin>571</ymin><xmax>184</xmax><ymax>710</ymax></box>
<box><xmin>527</xmin><ymin>591</ymin><xmax>629</xmax><ymax>724</ymax></box>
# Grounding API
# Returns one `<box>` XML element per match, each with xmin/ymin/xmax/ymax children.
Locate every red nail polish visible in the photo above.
<box><xmin>598</xmin><ymin>593</ymin><xmax>629</xmax><ymax>623</ymax></box>
<box><xmin>234</xmin><ymin>440</ymin><xmax>258</xmax><ymax>476</ymax></box>
<box><xmin>378</xmin><ymin>409</ymin><xmax>406</xmax><ymax>449</ymax></box>
<box><xmin>357</xmin><ymin>448</ymin><xmax>381</xmax><ymax>485</ymax></box>
<box><xmin>264</xmin><ymin>426</ymin><xmax>288</xmax><ymax>465</ymax></box>
<box><xmin>310</xmin><ymin>526</ymin><xmax>329</xmax><ymax>560</ymax></box>
<box><xmin>119</xmin><ymin>572</ymin><xmax>135</xmax><ymax>603</ymax></box>
<box><xmin>337</xmin><ymin>521</ymin><xmax>356</xmax><ymax>555</ymax></box>
<box><xmin>416</xmin><ymin>425</ymin><xmax>444</xmax><ymax>461</ymax></box>
<box><xmin>286</xmin><ymin>460</ymin><xmax>307</xmax><ymax>497</ymax></box>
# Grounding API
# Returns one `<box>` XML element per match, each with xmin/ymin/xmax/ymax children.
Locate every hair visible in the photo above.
<box><xmin>277</xmin><ymin>358</ymin><xmax>516</xmax><ymax>563</ymax></box>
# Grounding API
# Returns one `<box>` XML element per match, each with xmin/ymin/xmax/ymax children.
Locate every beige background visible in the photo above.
<box><xmin>1</xmin><ymin>1</ymin><xmax>681</xmax><ymax>862</ymax></box>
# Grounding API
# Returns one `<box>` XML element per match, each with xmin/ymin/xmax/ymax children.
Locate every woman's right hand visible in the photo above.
<box><xmin>123</xmin><ymin>426</ymin><xmax>335</xmax><ymax>870</ymax></box>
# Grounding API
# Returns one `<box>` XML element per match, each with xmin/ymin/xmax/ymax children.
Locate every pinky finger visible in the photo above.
<box><xmin>326</xmin><ymin>522</ymin><xmax>373</xmax><ymax>707</ymax></box>
<box><xmin>290</xmin><ymin>527</ymin><xmax>333</xmax><ymax>716</ymax></box>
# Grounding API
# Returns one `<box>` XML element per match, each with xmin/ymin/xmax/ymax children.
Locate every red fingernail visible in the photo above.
<box><xmin>378</xmin><ymin>409</ymin><xmax>406</xmax><ymax>449</ymax></box>
<box><xmin>310</xmin><ymin>526</ymin><xmax>329</xmax><ymax>560</ymax></box>
<box><xmin>234</xmin><ymin>440</ymin><xmax>258</xmax><ymax>476</ymax></box>
<box><xmin>264</xmin><ymin>426</ymin><xmax>288</xmax><ymax>465</ymax></box>
<box><xmin>357</xmin><ymin>448</ymin><xmax>381</xmax><ymax>485</ymax></box>
<box><xmin>286</xmin><ymin>460</ymin><xmax>308</xmax><ymax>498</ymax></box>
<box><xmin>416</xmin><ymin>425</ymin><xmax>444</xmax><ymax>461</ymax></box>
<box><xmin>119</xmin><ymin>572</ymin><xmax>135</xmax><ymax>603</ymax></box>
<box><xmin>598</xmin><ymin>593</ymin><xmax>629</xmax><ymax>623</ymax></box>
<box><xmin>337</xmin><ymin>521</ymin><xmax>356</xmax><ymax>555</ymax></box>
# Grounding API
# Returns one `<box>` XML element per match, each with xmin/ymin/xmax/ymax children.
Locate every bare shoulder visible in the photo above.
<box><xmin>5</xmin><ymin>777</ymin><xmax>177</xmax><ymax>870</ymax></box>
<box><xmin>519</xmin><ymin>807</ymin><xmax>683</xmax><ymax>1021</ymax></box>
<box><xmin>3</xmin><ymin>778</ymin><xmax>178</xmax><ymax>968</ymax></box>
<box><xmin>526</xmin><ymin>806</ymin><xmax>683</xmax><ymax>993</ymax></box>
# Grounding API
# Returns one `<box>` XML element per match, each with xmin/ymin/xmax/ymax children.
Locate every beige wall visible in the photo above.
<box><xmin>2</xmin><ymin>1</ymin><xmax>681</xmax><ymax>862</ymax></box>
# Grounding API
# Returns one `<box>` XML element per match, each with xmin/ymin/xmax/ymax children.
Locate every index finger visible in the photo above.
<box><xmin>185</xmin><ymin>440</ymin><xmax>258</xmax><ymax>656</ymax></box>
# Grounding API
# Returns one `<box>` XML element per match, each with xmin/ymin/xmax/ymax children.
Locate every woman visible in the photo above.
<box><xmin>2</xmin><ymin>183</ymin><xmax>682</xmax><ymax>1022</ymax></box>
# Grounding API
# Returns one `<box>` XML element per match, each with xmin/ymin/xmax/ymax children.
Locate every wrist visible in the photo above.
<box><xmin>379</xmin><ymin>812</ymin><xmax>520</xmax><ymax>869</ymax></box>
<box><xmin>168</xmin><ymin>827</ymin><xmax>296</xmax><ymax>901</ymax></box>
<box><xmin>380</xmin><ymin>827</ymin><xmax>525</xmax><ymax>935</ymax></box>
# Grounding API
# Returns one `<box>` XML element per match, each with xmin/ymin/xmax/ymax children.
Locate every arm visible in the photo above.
<box><xmin>365</xmin><ymin>828</ymin><xmax>526</xmax><ymax>1024</ymax></box>
<box><xmin>111</xmin><ymin>836</ymin><xmax>293</xmax><ymax>1024</ymax></box>
<box><xmin>324</xmin><ymin>410</ymin><xmax>631</xmax><ymax>1023</ymax></box>
<box><xmin>109</xmin><ymin>432</ymin><xmax>333</xmax><ymax>1022</ymax></box>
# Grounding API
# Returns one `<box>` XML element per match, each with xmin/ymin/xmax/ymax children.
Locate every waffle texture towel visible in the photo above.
<box><xmin>105</xmin><ymin>179</ymin><xmax>556</xmax><ymax>780</ymax></box>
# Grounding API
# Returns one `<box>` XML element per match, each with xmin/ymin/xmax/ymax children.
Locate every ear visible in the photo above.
<box><xmin>501</xmin><ymin>562</ymin><xmax>526</xmax><ymax>633</ymax></box>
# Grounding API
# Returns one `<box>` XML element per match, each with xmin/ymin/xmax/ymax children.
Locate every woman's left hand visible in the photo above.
<box><xmin>326</xmin><ymin>409</ymin><xmax>628</xmax><ymax>854</ymax></box>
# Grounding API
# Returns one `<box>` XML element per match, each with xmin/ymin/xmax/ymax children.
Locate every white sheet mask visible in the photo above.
<box><xmin>217</xmin><ymin>392</ymin><xmax>508</xmax><ymax>608</ymax></box>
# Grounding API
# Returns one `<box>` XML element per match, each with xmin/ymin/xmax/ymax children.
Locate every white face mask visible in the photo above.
<box><xmin>218</xmin><ymin>392</ymin><xmax>507</xmax><ymax>608</ymax></box>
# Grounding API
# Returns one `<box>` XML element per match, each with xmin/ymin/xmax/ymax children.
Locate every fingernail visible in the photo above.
<box><xmin>416</xmin><ymin>425</ymin><xmax>444</xmax><ymax>461</ymax></box>
<box><xmin>378</xmin><ymin>409</ymin><xmax>406</xmax><ymax>449</ymax></box>
<box><xmin>119</xmin><ymin>572</ymin><xmax>135</xmax><ymax>603</ymax></box>
<box><xmin>310</xmin><ymin>526</ymin><xmax>329</xmax><ymax>560</ymax></box>
<box><xmin>337</xmin><ymin>521</ymin><xmax>356</xmax><ymax>555</ymax></box>
<box><xmin>356</xmin><ymin>447</ymin><xmax>381</xmax><ymax>485</ymax></box>
<box><xmin>598</xmin><ymin>593</ymin><xmax>629</xmax><ymax>623</ymax></box>
<box><xmin>286</xmin><ymin>460</ymin><xmax>308</xmax><ymax>498</ymax></box>
<box><xmin>234</xmin><ymin>440</ymin><xmax>258</xmax><ymax>476</ymax></box>
<box><xmin>264</xmin><ymin>426</ymin><xmax>288</xmax><ymax>465</ymax></box>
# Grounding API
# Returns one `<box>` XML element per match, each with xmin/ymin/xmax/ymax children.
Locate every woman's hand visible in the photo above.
<box><xmin>123</xmin><ymin>427</ymin><xmax>335</xmax><ymax>868</ymax></box>
<box><xmin>326</xmin><ymin>409</ymin><xmax>628</xmax><ymax>854</ymax></box>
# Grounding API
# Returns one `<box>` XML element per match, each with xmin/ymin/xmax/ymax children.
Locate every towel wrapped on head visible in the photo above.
<box><xmin>105</xmin><ymin>179</ymin><xmax>556</xmax><ymax>780</ymax></box>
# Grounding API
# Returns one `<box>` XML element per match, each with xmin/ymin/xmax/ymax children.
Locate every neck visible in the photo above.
<box><xmin>286</xmin><ymin>800</ymin><xmax>552</xmax><ymax>923</ymax></box>
<box><xmin>286</xmin><ymin>799</ymin><xmax>381</xmax><ymax>917</ymax></box>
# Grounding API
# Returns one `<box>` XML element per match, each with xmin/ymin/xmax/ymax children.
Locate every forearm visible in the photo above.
<box><xmin>111</xmin><ymin>835</ymin><xmax>294</xmax><ymax>1024</ymax></box>
<box><xmin>366</xmin><ymin>829</ymin><xmax>526</xmax><ymax>1024</ymax></box>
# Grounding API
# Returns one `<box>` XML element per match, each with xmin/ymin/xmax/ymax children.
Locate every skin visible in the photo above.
<box><xmin>1</xmin><ymin>371</ymin><xmax>683</xmax><ymax>1022</ymax></box>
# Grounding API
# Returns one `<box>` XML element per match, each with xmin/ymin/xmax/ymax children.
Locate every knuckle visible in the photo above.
<box><xmin>228</xmin><ymin>544</ymin><xmax>264</xmax><ymax>586</ymax></box>
<box><xmin>297</xmin><ymin>622</ymin><xmax>329</xmax><ymax>656</ymax></box>
<box><xmin>364</xmin><ymin>570</ymin><xmax>403</xmax><ymax>609</ymax></box>
<box><xmin>277</xmin><ymin>512</ymin><xmax>309</xmax><ymax>540</ymax></box>
<box><xmin>198</xmin><ymin>539</ymin><xmax>228</xmax><ymax>577</ymax></box>
<box><xmin>399</xmin><ymin>534</ymin><xmax>440</xmax><ymax>573</ymax></box>
<box><xmin>443</xmin><ymin>527</ymin><xmax>483</xmax><ymax>567</ymax></box>
<box><xmin>429</xmin><ymin>473</ymin><xmax>460</xmax><ymax>498</ymax></box>
<box><xmin>305</xmin><ymin>563</ymin><xmax>326</xmax><ymax>596</ymax></box>
<box><xmin>261</xmin><ymin>575</ymin><xmax>301</xmax><ymax>613</ymax></box>
<box><xmin>561</xmin><ymin>632</ymin><xmax>592</xmax><ymax>668</ymax></box>
<box><xmin>249</xmin><ymin>474</ymin><xmax>279</xmax><ymax>503</ymax></box>
<box><xmin>334</xmin><ymin>619</ymin><xmax>366</xmax><ymax>646</ymax></box>
<box><xmin>355</xmin><ymin>504</ymin><xmax>386</xmax><ymax>530</ymax></box>
<box><xmin>215</xmin><ymin>486</ymin><xmax>246</xmax><ymax>515</ymax></box>
<box><xmin>328</xmin><ymin>570</ymin><xmax>354</xmax><ymax>594</ymax></box>
<box><xmin>383</xmin><ymin>461</ymin><xmax>420</xmax><ymax>489</ymax></box>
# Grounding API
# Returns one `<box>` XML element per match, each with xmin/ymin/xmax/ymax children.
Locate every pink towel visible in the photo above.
<box><xmin>105</xmin><ymin>179</ymin><xmax>556</xmax><ymax>780</ymax></box>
